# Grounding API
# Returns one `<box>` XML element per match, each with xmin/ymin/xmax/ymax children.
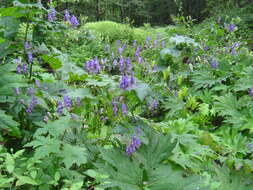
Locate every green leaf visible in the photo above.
<box><xmin>61</xmin><ymin>144</ymin><xmax>87</xmax><ymax>169</ymax></box>
<box><xmin>15</xmin><ymin>175</ymin><xmax>38</xmax><ymax>186</ymax></box>
<box><xmin>0</xmin><ymin>109</ymin><xmax>20</xmax><ymax>138</ymax></box>
<box><xmin>41</xmin><ymin>55</ymin><xmax>62</xmax><ymax>70</ymax></box>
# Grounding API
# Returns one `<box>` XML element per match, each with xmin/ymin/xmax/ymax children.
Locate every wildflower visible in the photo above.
<box><xmin>76</xmin><ymin>97</ymin><xmax>81</xmax><ymax>107</ymax></box>
<box><xmin>113</xmin><ymin>59</ymin><xmax>118</xmax><ymax>66</ymax></box>
<box><xmin>125</xmin><ymin>127</ymin><xmax>141</xmax><ymax>156</ymax></box>
<box><xmin>121</xmin><ymin>102</ymin><xmax>127</xmax><ymax>116</ymax></box>
<box><xmin>119</xmin><ymin>56</ymin><xmax>125</xmax><ymax>73</ymax></box>
<box><xmin>133</xmin><ymin>40</ymin><xmax>137</xmax><ymax>47</ymax></box>
<box><xmin>63</xmin><ymin>95</ymin><xmax>72</xmax><ymax>108</ymax></box>
<box><xmin>112</xmin><ymin>98</ymin><xmax>118</xmax><ymax>116</ymax></box>
<box><xmin>64</xmin><ymin>9</ymin><xmax>70</xmax><ymax>21</ymax></box>
<box><xmin>35</xmin><ymin>80</ymin><xmax>40</xmax><ymax>88</ymax></box>
<box><xmin>130</xmin><ymin>71</ymin><xmax>135</xmax><ymax>85</ymax></box>
<box><xmin>161</xmin><ymin>41</ymin><xmax>165</xmax><ymax>48</ymax></box>
<box><xmin>16</xmin><ymin>64</ymin><xmax>22</xmax><ymax>74</ymax></box>
<box><xmin>57</xmin><ymin>101</ymin><xmax>63</xmax><ymax>115</ymax></box>
<box><xmin>24</xmin><ymin>41</ymin><xmax>29</xmax><ymax>50</ymax></box>
<box><xmin>211</xmin><ymin>59</ymin><xmax>218</xmax><ymax>69</ymax></box>
<box><xmin>48</xmin><ymin>11</ymin><xmax>53</xmax><ymax>22</ymax></box>
<box><xmin>116</xmin><ymin>40</ymin><xmax>121</xmax><ymax>46</ymax></box>
<box><xmin>22</xmin><ymin>64</ymin><xmax>28</xmax><ymax>73</ymax></box>
<box><xmin>249</xmin><ymin>87</ymin><xmax>253</xmax><ymax>99</ymax></box>
<box><xmin>27</xmin><ymin>87</ymin><xmax>33</xmax><ymax>96</ymax></box>
<box><xmin>120</xmin><ymin>75</ymin><xmax>129</xmax><ymax>90</ymax></box>
<box><xmin>137</xmin><ymin>56</ymin><xmax>142</xmax><ymax>64</ymax></box>
<box><xmin>157</xmin><ymin>32</ymin><xmax>161</xmax><ymax>40</ymax></box>
<box><xmin>14</xmin><ymin>88</ymin><xmax>20</xmax><ymax>95</ymax></box>
<box><xmin>104</xmin><ymin>44</ymin><xmax>110</xmax><ymax>52</ymax></box>
<box><xmin>153</xmin><ymin>40</ymin><xmax>158</xmax><ymax>48</ymax></box>
<box><xmin>28</xmin><ymin>52</ymin><xmax>33</xmax><ymax>64</ymax></box>
<box><xmin>203</xmin><ymin>46</ymin><xmax>209</xmax><ymax>51</ymax></box>
<box><xmin>70</xmin><ymin>113</ymin><xmax>77</xmax><ymax>120</ymax></box>
<box><xmin>26</xmin><ymin>96</ymin><xmax>38</xmax><ymax>114</ymax></box>
<box><xmin>134</xmin><ymin>47</ymin><xmax>140</xmax><ymax>57</ymax></box>
<box><xmin>51</xmin><ymin>8</ymin><xmax>56</xmax><ymax>18</ymax></box>
<box><xmin>118</xmin><ymin>46</ymin><xmax>123</xmax><ymax>55</ymax></box>
<box><xmin>70</xmin><ymin>15</ymin><xmax>78</xmax><ymax>28</ymax></box>
<box><xmin>228</xmin><ymin>24</ymin><xmax>235</xmax><ymax>32</ymax></box>
<box><xmin>126</xmin><ymin>57</ymin><xmax>132</xmax><ymax>72</ymax></box>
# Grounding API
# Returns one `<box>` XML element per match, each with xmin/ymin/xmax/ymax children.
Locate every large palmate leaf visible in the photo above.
<box><xmin>0</xmin><ymin>109</ymin><xmax>20</xmax><ymax>138</ymax></box>
<box><xmin>94</xmin><ymin>124</ymin><xmax>208</xmax><ymax>190</ymax></box>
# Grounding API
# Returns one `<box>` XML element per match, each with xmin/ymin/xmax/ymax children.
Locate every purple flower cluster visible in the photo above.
<box><xmin>85</xmin><ymin>58</ymin><xmax>101</xmax><ymax>74</ymax></box>
<box><xmin>64</xmin><ymin>9</ymin><xmax>70</xmax><ymax>21</ymax></box>
<box><xmin>112</xmin><ymin>98</ymin><xmax>118</xmax><ymax>116</ymax></box>
<box><xmin>76</xmin><ymin>97</ymin><xmax>81</xmax><ymax>107</ymax></box>
<box><xmin>63</xmin><ymin>95</ymin><xmax>72</xmax><ymax>108</ymax></box>
<box><xmin>120</xmin><ymin>75</ymin><xmax>130</xmax><ymax>90</ymax></box>
<box><xmin>249</xmin><ymin>87</ymin><xmax>253</xmax><ymax>99</ymax></box>
<box><xmin>224</xmin><ymin>23</ymin><xmax>236</xmax><ymax>32</ymax></box>
<box><xmin>48</xmin><ymin>8</ymin><xmax>56</xmax><ymax>22</ymax></box>
<box><xmin>211</xmin><ymin>59</ymin><xmax>219</xmax><ymax>69</ymax></box>
<box><xmin>126</xmin><ymin>127</ymin><xmax>141</xmax><ymax>156</ymax></box>
<box><xmin>28</xmin><ymin>52</ymin><xmax>33</xmax><ymax>64</ymax></box>
<box><xmin>148</xmin><ymin>99</ymin><xmax>158</xmax><ymax>113</ymax></box>
<box><xmin>70</xmin><ymin>15</ymin><xmax>79</xmax><ymax>28</ymax></box>
<box><xmin>57</xmin><ymin>101</ymin><xmax>64</xmax><ymax>115</ymax></box>
<box><xmin>26</xmin><ymin>96</ymin><xmax>38</xmax><ymax>114</ymax></box>
<box><xmin>121</xmin><ymin>102</ymin><xmax>127</xmax><ymax>116</ymax></box>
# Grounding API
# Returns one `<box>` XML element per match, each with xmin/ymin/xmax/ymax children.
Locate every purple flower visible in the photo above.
<box><xmin>104</xmin><ymin>44</ymin><xmax>110</xmax><ymax>52</ymax></box>
<box><xmin>126</xmin><ymin>129</ymin><xmax>141</xmax><ymax>156</ymax></box>
<box><xmin>211</xmin><ymin>59</ymin><xmax>219</xmax><ymax>69</ymax></box>
<box><xmin>119</xmin><ymin>56</ymin><xmax>125</xmax><ymax>73</ymax></box>
<box><xmin>150</xmin><ymin>99</ymin><xmax>158</xmax><ymax>112</ymax></box>
<box><xmin>161</xmin><ymin>41</ymin><xmax>165</xmax><ymax>48</ymax></box>
<box><xmin>24</xmin><ymin>41</ymin><xmax>29</xmax><ymax>50</ymax></box>
<box><xmin>112</xmin><ymin>98</ymin><xmax>118</xmax><ymax>116</ymax></box>
<box><xmin>113</xmin><ymin>59</ymin><xmax>118</xmax><ymax>66</ymax></box>
<box><xmin>27</xmin><ymin>87</ymin><xmax>33</xmax><ymax>96</ymax></box>
<box><xmin>134</xmin><ymin>47</ymin><xmax>140</xmax><ymax>57</ymax></box>
<box><xmin>153</xmin><ymin>40</ymin><xmax>158</xmax><ymax>48</ymax></box>
<box><xmin>120</xmin><ymin>75</ymin><xmax>129</xmax><ymax>90</ymax></box>
<box><xmin>63</xmin><ymin>95</ymin><xmax>72</xmax><ymax>108</ymax></box>
<box><xmin>229</xmin><ymin>24</ymin><xmax>235</xmax><ymax>32</ymax></box>
<box><xmin>116</xmin><ymin>40</ymin><xmax>121</xmax><ymax>46</ymax></box>
<box><xmin>126</xmin><ymin>57</ymin><xmax>132</xmax><ymax>72</ymax></box>
<box><xmin>137</xmin><ymin>56</ymin><xmax>142</xmax><ymax>64</ymax></box>
<box><xmin>14</xmin><ymin>88</ymin><xmax>20</xmax><ymax>95</ymax></box>
<box><xmin>231</xmin><ymin>48</ymin><xmax>236</xmax><ymax>56</ymax></box>
<box><xmin>157</xmin><ymin>32</ymin><xmax>161</xmax><ymax>40</ymax></box>
<box><xmin>64</xmin><ymin>9</ymin><xmax>70</xmax><ymax>21</ymax></box>
<box><xmin>130</xmin><ymin>71</ymin><xmax>135</xmax><ymax>85</ymax></box>
<box><xmin>76</xmin><ymin>97</ymin><xmax>81</xmax><ymax>107</ymax></box>
<box><xmin>51</xmin><ymin>8</ymin><xmax>56</xmax><ymax>18</ymax></box>
<box><xmin>22</xmin><ymin>64</ymin><xmax>28</xmax><ymax>73</ymax></box>
<box><xmin>85</xmin><ymin>58</ymin><xmax>101</xmax><ymax>74</ymax></box>
<box><xmin>28</xmin><ymin>52</ymin><xmax>33</xmax><ymax>64</ymax></box>
<box><xmin>57</xmin><ymin>101</ymin><xmax>63</xmax><ymax>115</ymax></box>
<box><xmin>204</xmin><ymin>46</ymin><xmax>209</xmax><ymax>51</ymax></box>
<box><xmin>35</xmin><ymin>80</ymin><xmax>40</xmax><ymax>88</ymax></box>
<box><xmin>118</xmin><ymin>47</ymin><xmax>123</xmax><ymax>55</ymax></box>
<box><xmin>70</xmin><ymin>113</ymin><xmax>77</xmax><ymax>120</ymax></box>
<box><xmin>249</xmin><ymin>87</ymin><xmax>253</xmax><ymax>99</ymax></box>
<box><xmin>26</xmin><ymin>96</ymin><xmax>38</xmax><ymax>114</ymax></box>
<box><xmin>16</xmin><ymin>64</ymin><xmax>22</xmax><ymax>74</ymax></box>
<box><xmin>133</xmin><ymin>40</ymin><xmax>137</xmax><ymax>47</ymax></box>
<box><xmin>70</xmin><ymin>15</ymin><xmax>78</xmax><ymax>28</ymax></box>
<box><xmin>48</xmin><ymin>12</ymin><xmax>53</xmax><ymax>22</ymax></box>
<box><xmin>121</xmin><ymin>102</ymin><xmax>127</xmax><ymax>116</ymax></box>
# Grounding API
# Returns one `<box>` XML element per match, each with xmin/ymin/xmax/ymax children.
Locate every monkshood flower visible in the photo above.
<box><xmin>153</xmin><ymin>40</ymin><xmax>158</xmax><ymax>48</ymax></box>
<box><xmin>118</xmin><ymin>46</ymin><xmax>123</xmax><ymax>55</ymax></box>
<box><xmin>85</xmin><ymin>58</ymin><xmax>101</xmax><ymax>74</ymax></box>
<box><xmin>22</xmin><ymin>64</ymin><xmax>28</xmax><ymax>73</ymax></box>
<box><xmin>16</xmin><ymin>64</ymin><xmax>22</xmax><ymax>74</ymax></box>
<box><xmin>249</xmin><ymin>87</ymin><xmax>253</xmax><ymax>99</ymax></box>
<box><xmin>149</xmin><ymin>99</ymin><xmax>158</xmax><ymax>112</ymax></box>
<box><xmin>63</xmin><ymin>95</ymin><xmax>72</xmax><ymax>108</ymax></box>
<box><xmin>113</xmin><ymin>59</ymin><xmax>118</xmax><ymax>66</ymax></box>
<box><xmin>116</xmin><ymin>40</ymin><xmax>121</xmax><ymax>47</ymax></box>
<box><xmin>203</xmin><ymin>46</ymin><xmax>209</xmax><ymax>51</ymax></box>
<box><xmin>26</xmin><ymin>96</ymin><xmax>38</xmax><ymax>114</ymax></box>
<box><xmin>121</xmin><ymin>102</ymin><xmax>127</xmax><ymax>116</ymax></box>
<box><xmin>126</xmin><ymin>127</ymin><xmax>141</xmax><ymax>156</ymax></box>
<box><xmin>24</xmin><ymin>41</ymin><xmax>29</xmax><ymax>50</ymax></box>
<box><xmin>120</xmin><ymin>75</ymin><xmax>130</xmax><ymax>90</ymax></box>
<box><xmin>51</xmin><ymin>8</ymin><xmax>56</xmax><ymax>18</ymax></box>
<box><xmin>28</xmin><ymin>52</ymin><xmax>33</xmax><ymax>64</ymax></box>
<box><xmin>137</xmin><ymin>56</ymin><xmax>142</xmax><ymax>64</ymax></box>
<box><xmin>119</xmin><ymin>56</ymin><xmax>125</xmax><ymax>73</ymax></box>
<box><xmin>35</xmin><ymin>79</ymin><xmax>40</xmax><ymax>88</ymax></box>
<box><xmin>14</xmin><ymin>88</ymin><xmax>20</xmax><ymax>95</ymax></box>
<box><xmin>27</xmin><ymin>87</ymin><xmax>33</xmax><ymax>96</ymax></box>
<box><xmin>126</xmin><ymin>57</ymin><xmax>132</xmax><ymax>72</ymax></box>
<box><xmin>228</xmin><ymin>24</ymin><xmax>235</xmax><ymax>32</ymax></box>
<box><xmin>231</xmin><ymin>48</ymin><xmax>236</xmax><ymax>56</ymax></box>
<box><xmin>157</xmin><ymin>32</ymin><xmax>161</xmax><ymax>40</ymax></box>
<box><xmin>70</xmin><ymin>113</ymin><xmax>77</xmax><ymax>120</ymax></box>
<box><xmin>64</xmin><ymin>9</ymin><xmax>70</xmax><ymax>21</ymax></box>
<box><xmin>211</xmin><ymin>59</ymin><xmax>219</xmax><ymax>69</ymax></box>
<box><xmin>48</xmin><ymin>11</ymin><xmax>53</xmax><ymax>22</ymax></box>
<box><xmin>57</xmin><ymin>101</ymin><xmax>63</xmax><ymax>115</ymax></box>
<box><xmin>133</xmin><ymin>40</ymin><xmax>137</xmax><ymax>47</ymax></box>
<box><xmin>130</xmin><ymin>71</ymin><xmax>135</xmax><ymax>85</ymax></box>
<box><xmin>161</xmin><ymin>41</ymin><xmax>165</xmax><ymax>48</ymax></box>
<box><xmin>70</xmin><ymin>15</ymin><xmax>78</xmax><ymax>28</ymax></box>
<box><xmin>76</xmin><ymin>97</ymin><xmax>81</xmax><ymax>107</ymax></box>
<box><xmin>112</xmin><ymin>98</ymin><xmax>118</xmax><ymax>116</ymax></box>
<box><xmin>135</xmin><ymin>46</ymin><xmax>141</xmax><ymax>57</ymax></box>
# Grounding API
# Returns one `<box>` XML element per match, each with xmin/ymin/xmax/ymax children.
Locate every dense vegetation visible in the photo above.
<box><xmin>0</xmin><ymin>0</ymin><xmax>253</xmax><ymax>189</ymax></box>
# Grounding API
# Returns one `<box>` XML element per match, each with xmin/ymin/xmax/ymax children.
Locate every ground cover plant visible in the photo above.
<box><xmin>0</xmin><ymin>0</ymin><xmax>253</xmax><ymax>189</ymax></box>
